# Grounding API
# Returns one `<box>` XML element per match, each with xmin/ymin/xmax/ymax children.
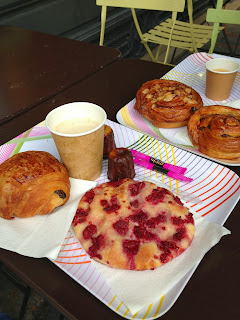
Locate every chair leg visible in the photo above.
<box><xmin>164</xmin><ymin>11</ymin><xmax>178</xmax><ymax>65</ymax></box>
<box><xmin>131</xmin><ymin>8</ymin><xmax>156</xmax><ymax>62</ymax></box>
<box><xmin>99</xmin><ymin>5</ymin><xmax>107</xmax><ymax>46</ymax></box>
<box><xmin>187</xmin><ymin>0</ymin><xmax>198</xmax><ymax>53</ymax></box>
<box><xmin>221</xmin><ymin>27</ymin><xmax>233</xmax><ymax>56</ymax></box>
<box><xmin>142</xmin><ymin>41</ymin><xmax>156</xmax><ymax>62</ymax></box>
<box><xmin>209</xmin><ymin>22</ymin><xmax>220</xmax><ymax>54</ymax></box>
<box><xmin>155</xmin><ymin>44</ymin><xmax>163</xmax><ymax>62</ymax></box>
<box><xmin>208</xmin><ymin>0</ymin><xmax>233</xmax><ymax>55</ymax></box>
<box><xmin>170</xmin><ymin>47</ymin><xmax>177</xmax><ymax>64</ymax></box>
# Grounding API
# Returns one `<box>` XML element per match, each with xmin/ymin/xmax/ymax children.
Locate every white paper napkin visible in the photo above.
<box><xmin>92</xmin><ymin>216</ymin><xmax>230</xmax><ymax>314</ymax></box>
<box><xmin>0</xmin><ymin>178</ymin><xmax>97</xmax><ymax>259</ymax></box>
<box><xmin>220</xmin><ymin>98</ymin><xmax>240</xmax><ymax>109</ymax></box>
<box><xmin>83</xmin><ymin>177</ymin><xmax>230</xmax><ymax>315</ymax></box>
<box><xmin>160</xmin><ymin>126</ymin><xmax>192</xmax><ymax>146</ymax></box>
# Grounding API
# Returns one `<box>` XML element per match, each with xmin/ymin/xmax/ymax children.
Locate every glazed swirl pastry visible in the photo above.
<box><xmin>187</xmin><ymin>105</ymin><xmax>240</xmax><ymax>159</ymax></box>
<box><xmin>134</xmin><ymin>79</ymin><xmax>203</xmax><ymax>128</ymax></box>
<box><xmin>0</xmin><ymin>151</ymin><xmax>70</xmax><ymax>219</ymax></box>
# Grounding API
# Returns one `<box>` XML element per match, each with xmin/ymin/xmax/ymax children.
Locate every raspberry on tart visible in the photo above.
<box><xmin>73</xmin><ymin>179</ymin><xmax>195</xmax><ymax>271</ymax></box>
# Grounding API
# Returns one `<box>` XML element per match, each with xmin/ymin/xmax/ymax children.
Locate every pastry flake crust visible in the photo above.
<box><xmin>73</xmin><ymin>179</ymin><xmax>195</xmax><ymax>271</ymax></box>
<box><xmin>134</xmin><ymin>79</ymin><xmax>203</xmax><ymax>128</ymax></box>
<box><xmin>0</xmin><ymin>151</ymin><xmax>70</xmax><ymax>219</ymax></box>
<box><xmin>187</xmin><ymin>105</ymin><xmax>240</xmax><ymax>159</ymax></box>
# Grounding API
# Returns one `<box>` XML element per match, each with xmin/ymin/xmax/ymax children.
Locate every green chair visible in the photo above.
<box><xmin>206</xmin><ymin>0</ymin><xmax>240</xmax><ymax>54</ymax></box>
<box><xmin>96</xmin><ymin>0</ymin><xmax>223</xmax><ymax>65</ymax></box>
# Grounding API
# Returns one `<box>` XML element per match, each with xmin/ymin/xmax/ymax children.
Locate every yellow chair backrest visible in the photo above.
<box><xmin>96</xmin><ymin>0</ymin><xmax>185</xmax><ymax>12</ymax></box>
<box><xmin>207</xmin><ymin>8</ymin><xmax>240</xmax><ymax>24</ymax></box>
<box><xmin>206</xmin><ymin>0</ymin><xmax>240</xmax><ymax>53</ymax></box>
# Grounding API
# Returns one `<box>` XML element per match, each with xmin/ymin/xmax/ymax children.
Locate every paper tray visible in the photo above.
<box><xmin>1</xmin><ymin>119</ymin><xmax>239</xmax><ymax>319</ymax></box>
<box><xmin>116</xmin><ymin>52</ymin><xmax>240</xmax><ymax>166</ymax></box>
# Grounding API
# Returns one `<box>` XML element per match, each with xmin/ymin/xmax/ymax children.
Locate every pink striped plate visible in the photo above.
<box><xmin>1</xmin><ymin>118</ymin><xmax>239</xmax><ymax>319</ymax></box>
<box><xmin>52</xmin><ymin>119</ymin><xmax>239</xmax><ymax>319</ymax></box>
<box><xmin>116</xmin><ymin>52</ymin><xmax>240</xmax><ymax>166</ymax></box>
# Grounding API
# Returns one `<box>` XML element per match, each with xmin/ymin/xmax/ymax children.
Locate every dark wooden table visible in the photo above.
<box><xmin>0</xmin><ymin>25</ymin><xmax>120</xmax><ymax>130</ymax></box>
<box><xmin>0</xmin><ymin>58</ymin><xmax>239</xmax><ymax>320</ymax></box>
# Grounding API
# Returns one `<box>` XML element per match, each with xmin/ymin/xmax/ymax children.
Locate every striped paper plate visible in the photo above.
<box><xmin>1</xmin><ymin>118</ymin><xmax>238</xmax><ymax>319</ymax></box>
<box><xmin>116</xmin><ymin>52</ymin><xmax>240</xmax><ymax>166</ymax></box>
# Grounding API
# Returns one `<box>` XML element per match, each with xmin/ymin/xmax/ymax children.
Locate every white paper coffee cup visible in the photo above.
<box><xmin>46</xmin><ymin>102</ymin><xmax>107</xmax><ymax>180</ymax></box>
<box><xmin>205</xmin><ymin>58</ymin><xmax>239</xmax><ymax>101</ymax></box>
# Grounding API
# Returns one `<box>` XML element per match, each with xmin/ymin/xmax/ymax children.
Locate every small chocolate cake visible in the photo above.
<box><xmin>103</xmin><ymin>125</ymin><xmax>116</xmax><ymax>158</ymax></box>
<box><xmin>107</xmin><ymin>148</ymin><xmax>135</xmax><ymax>181</ymax></box>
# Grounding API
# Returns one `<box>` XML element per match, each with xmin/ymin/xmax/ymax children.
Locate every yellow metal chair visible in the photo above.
<box><xmin>96</xmin><ymin>0</ymin><xmax>223</xmax><ymax>65</ymax></box>
<box><xmin>206</xmin><ymin>0</ymin><xmax>240</xmax><ymax>54</ymax></box>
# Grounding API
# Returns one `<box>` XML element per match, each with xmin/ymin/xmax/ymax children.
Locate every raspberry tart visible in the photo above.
<box><xmin>73</xmin><ymin>179</ymin><xmax>195</xmax><ymax>271</ymax></box>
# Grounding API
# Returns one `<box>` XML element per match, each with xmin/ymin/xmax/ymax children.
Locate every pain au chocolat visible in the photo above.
<box><xmin>187</xmin><ymin>105</ymin><xmax>240</xmax><ymax>159</ymax></box>
<box><xmin>0</xmin><ymin>151</ymin><xmax>70</xmax><ymax>219</ymax></box>
<box><xmin>134</xmin><ymin>79</ymin><xmax>203</xmax><ymax>128</ymax></box>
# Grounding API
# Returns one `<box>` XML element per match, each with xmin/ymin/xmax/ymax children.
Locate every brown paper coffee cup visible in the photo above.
<box><xmin>205</xmin><ymin>58</ymin><xmax>239</xmax><ymax>101</ymax></box>
<box><xmin>45</xmin><ymin>102</ymin><xmax>107</xmax><ymax>180</ymax></box>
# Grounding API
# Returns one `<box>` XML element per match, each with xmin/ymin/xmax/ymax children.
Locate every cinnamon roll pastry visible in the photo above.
<box><xmin>134</xmin><ymin>79</ymin><xmax>203</xmax><ymax>128</ymax></box>
<box><xmin>0</xmin><ymin>151</ymin><xmax>70</xmax><ymax>219</ymax></box>
<box><xmin>187</xmin><ymin>105</ymin><xmax>240</xmax><ymax>159</ymax></box>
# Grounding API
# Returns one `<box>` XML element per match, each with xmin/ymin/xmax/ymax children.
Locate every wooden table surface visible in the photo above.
<box><xmin>0</xmin><ymin>25</ymin><xmax>120</xmax><ymax>127</ymax></box>
<box><xmin>0</xmin><ymin>58</ymin><xmax>239</xmax><ymax>320</ymax></box>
